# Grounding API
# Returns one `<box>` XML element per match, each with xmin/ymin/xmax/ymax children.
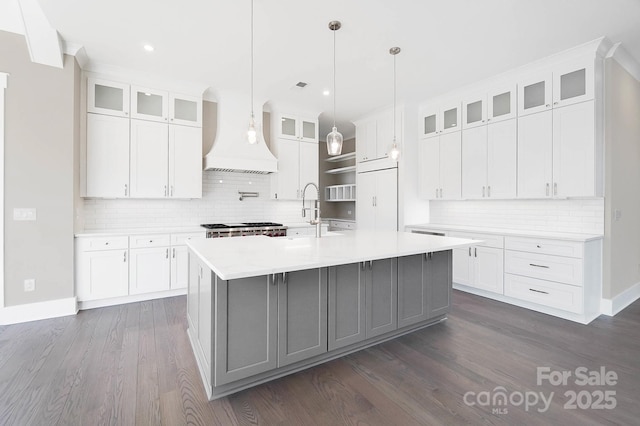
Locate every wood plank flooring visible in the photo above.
<box><xmin>1</xmin><ymin>291</ymin><xmax>639</xmax><ymax>425</ymax></box>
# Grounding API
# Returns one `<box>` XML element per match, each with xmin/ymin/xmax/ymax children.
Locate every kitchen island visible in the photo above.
<box><xmin>186</xmin><ymin>230</ymin><xmax>475</xmax><ymax>400</ymax></box>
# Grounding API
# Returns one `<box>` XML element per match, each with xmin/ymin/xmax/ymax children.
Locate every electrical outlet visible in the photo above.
<box><xmin>24</xmin><ymin>279</ymin><xmax>35</xmax><ymax>292</ymax></box>
<box><xmin>614</xmin><ymin>209</ymin><xmax>622</xmax><ymax>221</ymax></box>
<box><xmin>347</xmin><ymin>210</ymin><xmax>352</xmax><ymax>215</ymax></box>
<box><xmin>13</xmin><ymin>208</ymin><xmax>37</xmax><ymax>221</ymax></box>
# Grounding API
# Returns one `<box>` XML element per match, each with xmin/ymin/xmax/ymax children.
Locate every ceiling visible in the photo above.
<box><xmin>6</xmin><ymin>0</ymin><xmax>640</xmax><ymax>139</ymax></box>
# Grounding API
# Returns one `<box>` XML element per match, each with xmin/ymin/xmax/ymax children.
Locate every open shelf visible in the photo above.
<box><xmin>325</xmin><ymin>151</ymin><xmax>356</xmax><ymax>163</ymax></box>
<box><xmin>325</xmin><ymin>165</ymin><xmax>356</xmax><ymax>175</ymax></box>
<box><xmin>325</xmin><ymin>184</ymin><xmax>356</xmax><ymax>202</ymax></box>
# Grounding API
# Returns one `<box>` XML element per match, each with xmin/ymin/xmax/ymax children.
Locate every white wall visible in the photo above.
<box><xmin>428</xmin><ymin>199</ymin><xmax>604</xmax><ymax>234</ymax></box>
<box><xmin>83</xmin><ymin>171</ymin><xmax>307</xmax><ymax>230</ymax></box>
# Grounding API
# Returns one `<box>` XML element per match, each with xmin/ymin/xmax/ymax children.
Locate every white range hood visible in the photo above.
<box><xmin>204</xmin><ymin>91</ymin><xmax>277</xmax><ymax>174</ymax></box>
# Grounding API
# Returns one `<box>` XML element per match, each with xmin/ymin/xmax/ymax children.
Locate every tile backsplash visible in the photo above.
<box><xmin>82</xmin><ymin>171</ymin><xmax>308</xmax><ymax>230</ymax></box>
<box><xmin>429</xmin><ymin>199</ymin><xmax>604</xmax><ymax>234</ymax></box>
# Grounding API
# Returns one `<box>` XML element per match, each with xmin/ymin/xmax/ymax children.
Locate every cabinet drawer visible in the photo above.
<box><xmin>171</xmin><ymin>232</ymin><xmax>206</xmax><ymax>246</ymax></box>
<box><xmin>287</xmin><ymin>228</ymin><xmax>311</xmax><ymax>237</ymax></box>
<box><xmin>80</xmin><ymin>236</ymin><xmax>129</xmax><ymax>251</ymax></box>
<box><xmin>504</xmin><ymin>273</ymin><xmax>583</xmax><ymax>314</ymax></box>
<box><xmin>449</xmin><ymin>232</ymin><xmax>504</xmax><ymax>249</ymax></box>
<box><xmin>330</xmin><ymin>221</ymin><xmax>356</xmax><ymax>230</ymax></box>
<box><xmin>130</xmin><ymin>234</ymin><xmax>171</xmax><ymax>248</ymax></box>
<box><xmin>505</xmin><ymin>250</ymin><xmax>583</xmax><ymax>286</ymax></box>
<box><xmin>505</xmin><ymin>236</ymin><xmax>583</xmax><ymax>258</ymax></box>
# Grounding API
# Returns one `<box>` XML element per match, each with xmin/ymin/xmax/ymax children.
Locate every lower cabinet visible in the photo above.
<box><xmin>75</xmin><ymin>236</ymin><xmax>130</xmax><ymax>301</ymax></box>
<box><xmin>450</xmin><ymin>232</ymin><xmax>505</xmax><ymax>294</ymax></box>
<box><xmin>129</xmin><ymin>246</ymin><xmax>171</xmax><ymax>295</ymax></box>
<box><xmin>365</xmin><ymin>259</ymin><xmax>398</xmax><ymax>338</ymax></box>
<box><xmin>327</xmin><ymin>263</ymin><xmax>366</xmax><ymax>350</ymax></box>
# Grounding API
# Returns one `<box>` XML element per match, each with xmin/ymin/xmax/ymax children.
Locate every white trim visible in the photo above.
<box><xmin>606</xmin><ymin>42</ymin><xmax>640</xmax><ymax>82</ymax></box>
<box><xmin>0</xmin><ymin>297</ymin><xmax>78</xmax><ymax>325</ymax></box>
<box><xmin>0</xmin><ymin>72</ymin><xmax>6</xmax><ymax>311</ymax></box>
<box><xmin>78</xmin><ymin>288</ymin><xmax>186</xmax><ymax>310</ymax></box>
<box><xmin>600</xmin><ymin>281</ymin><xmax>640</xmax><ymax>316</ymax></box>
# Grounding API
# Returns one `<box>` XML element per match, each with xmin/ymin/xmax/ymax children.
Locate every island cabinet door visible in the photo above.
<box><xmin>365</xmin><ymin>258</ymin><xmax>398</xmax><ymax>338</ymax></box>
<box><xmin>427</xmin><ymin>250</ymin><xmax>453</xmax><ymax>319</ymax></box>
<box><xmin>214</xmin><ymin>275</ymin><xmax>278</xmax><ymax>386</ymax></box>
<box><xmin>328</xmin><ymin>263</ymin><xmax>367</xmax><ymax>350</ymax></box>
<box><xmin>277</xmin><ymin>268</ymin><xmax>328</xmax><ymax>367</ymax></box>
<box><xmin>397</xmin><ymin>254</ymin><xmax>429</xmax><ymax>328</ymax></box>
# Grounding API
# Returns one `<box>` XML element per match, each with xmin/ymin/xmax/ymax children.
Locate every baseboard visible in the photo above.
<box><xmin>78</xmin><ymin>288</ymin><xmax>186</xmax><ymax>310</ymax></box>
<box><xmin>0</xmin><ymin>297</ymin><xmax>78</xmax><ymax>325</ymax></box>
<box><xmin>600</xmin><ymin>281</ymin><xmax>640</xmax><ymax>316</ymax></box>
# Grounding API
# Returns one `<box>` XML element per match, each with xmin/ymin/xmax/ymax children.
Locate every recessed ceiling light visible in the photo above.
<box><xmin>143</xmin><ymin>44</ymin><xmax>154</xmax><ymax>52</ymax></box>
<box><xmin>323</xmin><ymin>90</ymin><xmax>330</xmax><ymax>96</ymax></box>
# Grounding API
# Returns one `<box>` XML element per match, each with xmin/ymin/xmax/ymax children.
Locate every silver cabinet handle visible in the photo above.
<box><xmin>545</xmin><ymin>104</ymin><xmax>550</xmax><ymax>108</ymax></box>
<box><xmin>282</xmin><ymin>272</ymin><xmax>288</xmax><ymax>285</ymax></box>
<box><xmin>164</xmin><ymin>185</ymin><xmax>167</xmax><ymax>197</ymax></box>
<box><xmin>368</xmin><ymin>260</ymin><xmax>373</xmax><ymax>270</ymax></box>
<box><xmin>474</xmin><ymin>247</ymin><xmax>477</xmax><ymax>258</ymax></box>
<box><xmin>361</xmin><ymin>262</ymin><xmax>366</xmax><ymax>271</ymax></box>
<box><xmin>172</xmin><ymin>248</ymin><xmax>175</xmax><ymax>258</ymax></box>
<box><xmin>170</xmin><ymin>185</ymin><xmax>174</xmax><ymax>197</ymax></box>
<box><xmin>166</xmin><ymin>248</ymin><xmax>169</xmax><ymax>259</ymax></box>
<box><xmin>482</xmin><ymin>186</ymin><xmax>485</xmax><ymax>197</ymax></box>
<box><xmin>123</xmin><ymin>251</ymin><xmax>127</xmax><ymax>262</ymax></box>
<box><xmin>440</xmin><ymin>188</ymin><xmax>443</xmax><ymax>198</ymax></box>
<box><xmin>546</xmin><ymin>183</ymin><xmax>550</xmax><ymax>196</ymax></box>
<box><xmin>468</xmin><ymin>247</ymin><xmax>471</xmax><ymax>257</ymax></box>
<box><xmin>553</xmin><ymin>183</ymin><xmax>557</xmax><ymax>196</ymax></box>
<box><xmin>435</xmin><ymin>188</ymin><xmax>438</xmax><ymax>198</ymax></box>
<box><xmin>372</xmin><ymin>197</ymin><xmax>375</xmax><ymax>207</ymax></box>
<box><xmin>124</xmin><ymin>184</ymin><xmax>128</xmax><ymax>196</ymax></box>
<box><xmin>529</xmin><ymin>263</ymin><xmax>550</xmax><ymax>269</ymax></box>
<box><xmin>553</xmin><ymin>102</ymin><xmax>558</xmax><ymax>106</ymax></box>
<box><xmin>487</xmin><ymin>186</ymin><xmax>491</xmax><ymax>197</ymax></box>
<box><xmin>529</xmin><ymin>288</ymin><xmax>549</xmax><ymax>295</ymax></box>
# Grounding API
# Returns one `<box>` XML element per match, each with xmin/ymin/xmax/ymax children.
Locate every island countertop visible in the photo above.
<box><xmin>187</xmin><ymin>230</ymin><xmax>476</xmax><ymax>280</ymax></box>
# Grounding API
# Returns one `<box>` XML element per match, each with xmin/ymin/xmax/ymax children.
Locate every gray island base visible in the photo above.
<box><xmin>186</xmin><ymin>230</ymin><xmax>475</xmax><ymax>400</ymax></box>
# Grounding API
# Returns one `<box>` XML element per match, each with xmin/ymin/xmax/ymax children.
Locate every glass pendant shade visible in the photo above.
<box><xmin>389</xmin><ymin>140</ymin><xmax>400</xmax><ymax>161</ymax></box>
<box><xmin>247</xmin><ymin>114</ymin><xmax>257</xmax><ymax>144</ymax></box>
<box><xmin>326</xmin><ymin>126</ymin><xmax>343</xmax><ymax>155</ymax></box>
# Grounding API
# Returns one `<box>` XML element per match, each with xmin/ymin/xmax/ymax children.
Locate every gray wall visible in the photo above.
<box><xmin>319</xmin><ymin>138</ymin><xmax>356</xmax><ymax>220</ymax></box>
<box><xmin>1</xmin><ymin>31</ymin><xmax>77</xmax><ymax>306</ymax></box>
<box><xmin>603</xmin><ymin>58</ymin><xmax>640</xmax><ymax>300</ymax></box>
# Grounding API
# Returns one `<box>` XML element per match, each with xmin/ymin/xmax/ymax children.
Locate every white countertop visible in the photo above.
<box><xmin>187</xmin><ymin>230</ymin><xmax>476</xmax><ymax>280</ymax></box>
<box><xmin>405</xmin><ymin>223</ymin><xmax>603</xmax><ymax>242</ymax></box>
<box><xmin>75</xmin><ymin>226</ymin><xmax>206</xmax><ymax>238</ymax></box>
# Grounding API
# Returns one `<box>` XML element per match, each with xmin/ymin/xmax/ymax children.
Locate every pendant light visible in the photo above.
<box><xmin>326</xmin><ymin>20</ymin><xmax>343</xmax><ymax>156</ymax></box>
<box><xmin>389</xmin><ymin>47</ymin><xmax>401</xmax><ymax>161</ymax></box>
<box><xmin>247</xmin><ymin>0</ymin><xmax>258</xmax><ymax>144</ymax></box>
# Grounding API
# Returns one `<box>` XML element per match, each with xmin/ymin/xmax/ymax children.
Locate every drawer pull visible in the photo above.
<box><xmin>529</xmin><ymin>263</ymin><xmax>549</xmax><ymax>269</ymax></box>
<box><xmin>536</xmin><ymin>245</ymin><xmax>541</xmax><ymax>248</ymax></box>
<box><xmin>529</xmin><ymin>288</ymin><xmax>549</xmax><ymax>295</ymax></box>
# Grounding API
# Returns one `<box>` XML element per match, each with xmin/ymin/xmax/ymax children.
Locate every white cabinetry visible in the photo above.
<box><xmin>357</xmin><ymin>168</ymin><xmax>397</xmax><ymax>231</ymax></box>
<box><xmin>356</xmin><ymin>109</ymin><xmax>395</xmax><ymax>162</ymax></box>
<box><xmin>86</xmin><ymin>113</ymin><xmax>130</xmax><ymax>198</ymax></box>
<box><xmin>87</xmin><ymin>78</ymin><xmax>130</xmax><ymax>117</ymax></box>
<box><xmin>130</xmin><ymin>120</ymin><xmax>169</xmax><ymax>198</ymax></box>
<box><xmin>278</xmin><ymin>114</ymin><xmax>318</xmax><ymax>143</ymax></box>
<box><xmin>76</xmin><ymin>236</ymin><xmax>129</xmax><ymax>301</ymax></box>
<box><xmin>171</xmin><ymin>232</ymin><xmax>206</xmax><ymax>289</ymax></box>
<box><xmin>131</xmin><ymin>86</ymin><xmax>203</xmax><ymax>127</ymax></box>
<box><xmin>169</xmin><ymin>93</ymin><xmax>202</xmax><ymax>127</ymax></box>
<box><xmin>420</xmin><ymin>101</ymin><xmax>460</xmax><ymax>138</ymax></box>
<box><xmin>169</xmin><ymin>125</ymin><xmax>203</xmax><ymax>198</ymax></box>
<box><xmin>450</xmin><ymin>232</ymin><xmax>504</xmax><ymax>294</ymax></box>
<box><xmin>129</xmin><ymin>234</ymin><xmax>171</xmax><ymax>295</ymax></box>
<box><xmin>419</xmin><ymin>132</ymin><xmax>461</xmax><ymax>200</ymax></box>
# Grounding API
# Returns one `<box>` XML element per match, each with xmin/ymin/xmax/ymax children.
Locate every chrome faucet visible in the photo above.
<box><xmin>301</xmin><ymin>182</ymin><xmax>322</xmax><ymax>238</ymax></box>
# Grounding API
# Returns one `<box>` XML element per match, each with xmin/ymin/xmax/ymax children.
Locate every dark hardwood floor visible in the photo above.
<box><xmin>1</xmin><ymin>290</ymin><xmax>639</xmax><ymax>425</ymax></box>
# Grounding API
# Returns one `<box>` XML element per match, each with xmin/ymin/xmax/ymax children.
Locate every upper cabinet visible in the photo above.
<box><xmin>87</xmin><ymin>78</ymin><xmax>130</xmax><ymax>117</ymax></box>
<box><xmin>355</xmin><ymin>107</ymin><xmax>400</xmax><ymax>170</ymax></box>
<box><xmin>517</xmin><ymin>72</ymin><xmax>553</xmax><ymax>116</ymax></box>
<box><xmin>169</xmin><ymin>93</ymin><xmax>202</xmax><ymax>127</ymax></box>
<box><xmin>420</xmin><ymin>101</ymin><xmax>461</xmax><ymax>138</ymax></box>
<box><xmin>131</xmin><ymin>87</ymin><xmax>203</xmax><ymax>127</ymax></box>
<box><xmin>462</xmin><ymin>84</ymin><xmax>516</xmax><ymax>129</ymax></box>
<box><xmin>278</xmin><ymin>114</ymin><xmax>318</xmax><ymax>143</ymax></box>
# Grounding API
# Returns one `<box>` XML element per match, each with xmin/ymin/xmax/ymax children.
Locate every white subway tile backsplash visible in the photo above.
<box><xmin>83</xmin><ymin>172</ymin><xmax>306</xmax><ymax>230</ymax></box>
<box><xmin>429</xmin><ymin>199</ymin><xmax>604</xmax><ymax>234</ymax></box>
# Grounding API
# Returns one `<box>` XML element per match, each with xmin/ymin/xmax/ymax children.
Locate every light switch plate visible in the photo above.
<box><xmin>13</xmin><ymin>208</ymin><xmax>37</xmax><ymax>221</ymax></box>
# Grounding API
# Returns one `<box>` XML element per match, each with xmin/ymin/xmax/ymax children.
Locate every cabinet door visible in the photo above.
<box><xmin>356</xmin><ymin>172</ymin><xmax>377</xmax><ymax>230</ymax></box>
<box><xmin>215</xmin><ymin>275</ymin><xmax>278</xmax><ymax>386</ymax></box>
<box><xmin>277</xmin><ymin>269</ymin><xmax>327</xmax><ymax>367</ymax></box>
<box><xmin>86</xmin><ymin>113</ymin><xmax>130</xmax><ymax>198</ymax></box>
<box><xmin>169</xmin><ymin>125</ymin><xmax>202</xmax><ymax>198</ymax></box>
<box><xmin>87</xmin><ymin>78</ymin><xmax>130</xmax><ymax>117</ymax></box>
<box><xmin>198</xmin><ymin>263</ymin><xmax>213</xmax><ymax>379</ymax></box>
<box><xmin>187</xmin><ymin>252</ymin><xmax>199</xmax><ymax>333</ymax></box>
<box><xmin>299</xmin><ymin>141</ymin><xmax>319</xmax><ymax>200</ymax></box>
<box><xmin>552</xmin><ymin>59</ymin><xmax>594</xmax><ymax>108</ymax></box>
<box><xmin>427</xmin><ymin>250</ymin><xmax>452</xmax><ymax>318</ymax></box>
<box><xmin>365</xmin><ymin>258</ymin><xmax>397</xmax><ymax>338</ymax></box>
<box><xmin>488</xmin><ymin>84</ymin><xmax>517</xmax><ymax>123</ymax></box>
<box><xmin>272</xmin><ymin>138</ymin><xmax>299</xmax><ymax>200</ymax></box>
<box><xmin>419</xmin><ymin>137</ymin><xmax>440</xmax><ymax>199</ymax></box>
<box><xmin>374</xmin><ymin>168</ymin><xmax>398</xmax><ymax>231</ymax></box>
<box><xmin>129</xmin><ymin>247</ymin><xmax>171</xmax><ymax>294</ymax></box>
<box><xmin>462</xmin><ymin>94</ymin><xmax>487</xmax><ymax>129</ymax></box>
<box><xmin>299</xmin><ymin>117</ymin><xmax>318</xmax><ymax>143</ymax></box>
<box><xmin>439</xmin><ymin>131</ymin><xmax>462</xmax><ymax>200</ymax></box>
<box><xmin>461</xmin><ymin>126</ymin><xmax>488</xmax><ymax>199</ymax></box>
<box><xmin>421</xmin><ymin>105</ymin><xmax>439</xmax><ymax>138</ymax></box>
<box><xmin>518</xmin><ymin>72</ymin><xmax>553</xmax><ymax>116</ymax></box>
<box><xmin>439</xmin><ymin>101</ymin><xmax>461</xmax><ymax>134</ymax></box>
<box><xmin>472</xmin><ymin>246</ymin><xmax>504</xmax><ymax>294</ymax></box>
<box><xmin>552</xmin><ymin>101</ymin><xmax>595</xmax><ymax>197</ymax></box>
<box><xmin>77</xmin><ymin>249</ymin><xmax>129</xmax><ymax>301</ymax></box>
<box><xmin>279</xmin><ymin>114</ymin><xmax>298</xmax><ymax>140</ymax></box>
<box><xmin>171</xmin><ymin>246</ymin><xmax>189</xmax><ymax>290</ymax></box>
<box><xmin>397</xmin><ymin>254</ymin><xmax>428</xmax><ymax>328</ymax></box>
<box><xmin>328</xmin><ymin>263</ymin><xmax>366</xmax><ymax>350</ymax></box>
<box><xmin>452</xmin><ymin>247</ymin><xmax>472</xmax><ymax>286</ymax></box>
<box><xmin>486</xmin><ymin>119</ymin><xmax>517</xmax><ymax>198</ymax></box>
<box><xmin>131</xmin><ymin>86</ymin><xmax>168</xmax><ymax>123</ymax></box>
<box><xmin>130</xmin><ymin>120</ymin><xmax>169</xmax><ymax>198</ymax></box>
<box><xmin>169</xmin><ymin>93</ymin><xmax>202</xmax><ymax>127</ymax></box>
<box><xmin>517</xmin><ymin>110</ymin><xmax>553</xmax><ymax>198</ymax></box>
<box><xmin>375</xmin><ymin>110</ymin><xmax>393</xmax><ymax>159</ymax></box>
<box><xmin>364</xmin><ymin>120</ymin><xmax>378</xmax><ymax>161</ymax></box>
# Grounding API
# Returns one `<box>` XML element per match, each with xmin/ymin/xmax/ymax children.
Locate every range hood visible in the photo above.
<box><xmin>204</xmin><ymin>91</ymin><xmax>277</xmax><ymax>174</ymax></box>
